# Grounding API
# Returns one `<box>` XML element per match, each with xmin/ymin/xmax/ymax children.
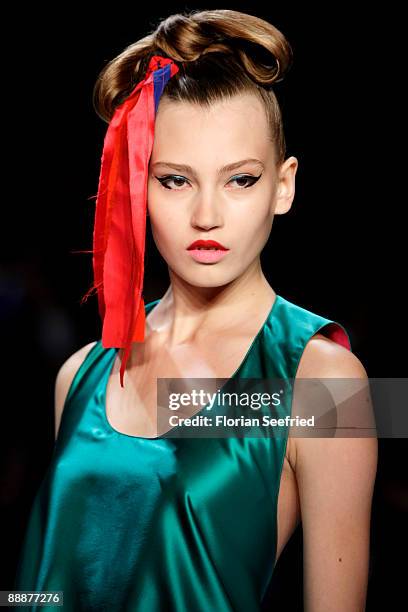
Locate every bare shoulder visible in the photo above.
<box><xmin>297</xmin><ymin>331</ymin><xmax>367</xmax><ymax>379</ymax></box>
<box><xmin>289</xmin><ymin>331</ymin><xmax>375</xmax><ymax>468</ymax></box>
<box><xmin>54</xmin><ymin>340</ymin><xmax>98</xmax><ymax>440</ymax></box>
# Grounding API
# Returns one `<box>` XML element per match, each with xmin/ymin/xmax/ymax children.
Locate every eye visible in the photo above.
<box><xmin>155</xmin><ymin>175</ymin><xmax>189</xmax><ymax>190</ymax></box>
<box><xmin>228</xmin><ymin>174</ymin><xmax>262</xmax><ymax>189</ymax></box>
<box><xmin>155</xmin><ymin>173</ymin><xmax>262</xmax><ymax>190</ymax></box>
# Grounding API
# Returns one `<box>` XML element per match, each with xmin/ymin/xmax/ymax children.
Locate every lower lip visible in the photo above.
<box><xmin>187</xmin><ymin>248</ymin><xmax>230</xmax><ymax>263</ymax></box>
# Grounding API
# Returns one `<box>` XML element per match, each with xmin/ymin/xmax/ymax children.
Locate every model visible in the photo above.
<box><xmin>14</xmin><ymin>8</ymin><xmax>377</xmax><ymax>611</ymax></box>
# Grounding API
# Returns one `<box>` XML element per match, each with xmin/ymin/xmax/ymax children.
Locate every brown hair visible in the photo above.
<box><xmin>93</xmin><ymin>9</ymin><xmax>293</xmax><ymax>166</ymax></box>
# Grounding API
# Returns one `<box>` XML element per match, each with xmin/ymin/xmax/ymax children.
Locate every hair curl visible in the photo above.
<box><xmin>93</xmin><ymin>9</ymin><xmax>293</xmax><ymax>165</ymax></box>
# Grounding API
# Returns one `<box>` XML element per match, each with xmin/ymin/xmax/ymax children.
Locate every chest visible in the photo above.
<box><xmin>105</xmin><ymin>330</ymin><xmax>260</xmax><ymax>438</ymax></box>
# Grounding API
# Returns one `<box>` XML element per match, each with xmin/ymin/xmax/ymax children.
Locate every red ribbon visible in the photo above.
<box><xmin>85</xmin><ymin>55</ymin><xmax>179</xmax><ymax>387</ymax></box>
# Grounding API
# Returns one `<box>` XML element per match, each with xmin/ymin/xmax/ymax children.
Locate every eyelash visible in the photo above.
<box><xmin>155</xmin><ymin>173</ymin><xmax>263</xmax><ymax>191</ymax></box>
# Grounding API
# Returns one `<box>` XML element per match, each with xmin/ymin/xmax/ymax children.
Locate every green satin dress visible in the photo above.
<box><xmin>14</xmin><ymin>294</ymin><xmax>351</xmax><ymax>611</ymax></box>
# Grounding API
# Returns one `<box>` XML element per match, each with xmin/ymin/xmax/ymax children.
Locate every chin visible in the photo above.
<box><xmin>170</xmin><ymin>265</ymin><xmax>240</xmax><ymax>289</ymax></box>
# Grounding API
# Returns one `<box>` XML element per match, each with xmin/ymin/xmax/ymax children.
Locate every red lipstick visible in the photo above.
<box><xmin>186</xmin><ymin>239</ymin><xmax>230</xmax><ymax>264</ymax></box>
<box><xmin>187</xmin><ymin>239</ymin><xmax>228</xmax><ymax>250</ymax></box>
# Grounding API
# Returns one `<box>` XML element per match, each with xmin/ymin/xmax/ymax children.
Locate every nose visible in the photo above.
<box><xmin>190</xmin><ymin>193</ymin><xmax>223</xmax><ymax>231</ymax></box>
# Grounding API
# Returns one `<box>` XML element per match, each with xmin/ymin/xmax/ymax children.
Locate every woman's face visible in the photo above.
<box><xmin>147</xmin><ymin>92</ymin><xmax>296</xmax><ymax>288</ymax></box>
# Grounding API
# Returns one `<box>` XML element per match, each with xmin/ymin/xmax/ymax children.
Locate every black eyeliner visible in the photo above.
<box><xmin>155</xmin><ymin>172</ymin><xmax>263</xmax><ymax>189</ymax></box>
<box><xmin>243</xmin><ymin>172</ymin><xmax>263</xmax><ymax>187</ymax></box>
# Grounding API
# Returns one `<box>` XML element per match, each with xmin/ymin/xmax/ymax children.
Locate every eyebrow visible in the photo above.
<box><xmin>151</xmin><ymin>158</ymin><xmax>265</xmax><ymax>175</ymax></box>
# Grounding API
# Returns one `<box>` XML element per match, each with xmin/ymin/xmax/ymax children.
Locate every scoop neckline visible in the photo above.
<box><xmin>101</xmin><ymin>293</ymin><xmax>281</xmax><ymax>440</ymax></box>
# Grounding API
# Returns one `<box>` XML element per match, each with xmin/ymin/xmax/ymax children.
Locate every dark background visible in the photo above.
<box><xmin>1</xmin><ymin>3</ymin><xmax>406</xmax><ymax>610</ymax></box>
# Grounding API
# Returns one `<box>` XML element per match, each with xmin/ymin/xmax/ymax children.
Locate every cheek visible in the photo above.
<box><xmin>147</xmin><ymin>180</ymin><xmax>186</xmax><ymax>235</ymax></box>
<box><xmin>231</xmin><ymin>202</ymin><xmax>272</xmax><ymax>247</ymax></box>
<box><xmin>148</xmin><ymin>206</ymin><xmax>183</xmax><ymax>245</ymax></box>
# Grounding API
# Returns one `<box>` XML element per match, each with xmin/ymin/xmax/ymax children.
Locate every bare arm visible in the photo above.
<box><xmin>54</xmin><ymin>341</ymin><xmax>97</xmax><ymax>441</ymax></box>
<box><xmin>294</xmin><ymin>336</ymin><xmax>378</xmax><ymax>611</ymax></box>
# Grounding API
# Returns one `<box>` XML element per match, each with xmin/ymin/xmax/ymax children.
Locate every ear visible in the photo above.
<box><xmin>273</xmin><ymin>156</ymin><xmax>298</xmax><ymax>215</ymax></box>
